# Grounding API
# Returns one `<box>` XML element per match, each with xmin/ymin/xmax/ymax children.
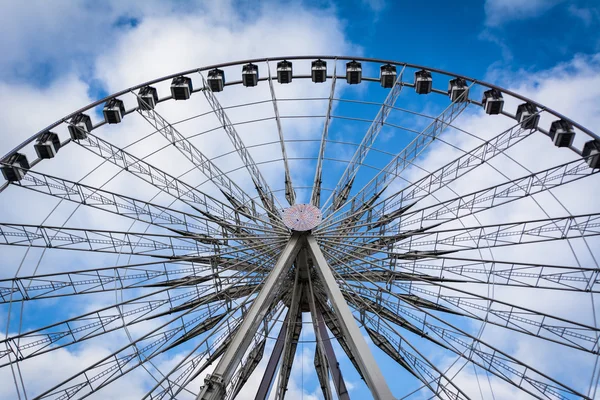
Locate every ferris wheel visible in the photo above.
<box><xmin>1</xmin><ymin>56</ymin><xmax>599</xmax><ymax>400</ymax></box>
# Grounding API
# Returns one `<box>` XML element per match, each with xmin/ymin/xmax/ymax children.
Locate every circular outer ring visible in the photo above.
<box><xmin>3</xmin><ymin>55</ymin><xmax>598</xmax><ymax>165</ymax></box>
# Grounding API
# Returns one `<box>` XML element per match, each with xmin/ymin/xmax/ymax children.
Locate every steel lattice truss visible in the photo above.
<box><xmin>0</xmin><ymin>56</ymin><xmax>599</xmax><ymax>400</ymax></box>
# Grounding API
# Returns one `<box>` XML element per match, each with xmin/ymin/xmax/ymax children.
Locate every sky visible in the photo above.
<box><xmin>0</xmin><ymin>0</ymin><xmax>600</xmax><ymax>399</ymax></box>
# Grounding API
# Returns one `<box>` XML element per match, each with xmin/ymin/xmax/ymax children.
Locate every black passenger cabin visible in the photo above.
<box><xmin>414</xmin><ymin>70</ymin><xmax>432</xmax><ymax>94</ymax></box>
<box><xmin>380</xmin><ymin>64</ymin><xmax>396</xmax><ymax>88</ymax></box>
<box><xmin>311</xmin><ymin>59</ymin><xmax>327</xmax><ymax>83</ymax></box>
<box><xmin>34</xmin><ymin>132</ymin><xmax>61</xmax><ymax>159</ymax></box>
<box><xmin>171</xmin><ymin>76</ymin><xmax>193</xmax><ymax>100</ymax></box>
<box><xmin>549</xmin><ymin>119</ymin><xmax>575</xmax><ymax>148</ymax></box>
<box><xmin>277</xmin><ymin>60</ymin><xmax>293</xmax><ymax>84</ymax></box>
<box><xmin>68</xmin><ymin>113</ymin><xmax>92</xmax><ymax>140</ymax></box>
<box><xmin>207</xmin><ymin>69</ymin><xmax>225</xmax><ymax>92</ymax></box>
<box><xmin>481</xmin><ymin>89</ymin><xmax>504</xmax><ymax>115</ymax></box>
<box><xmin>1</xmin><ymin>153</ymin><xmax>29</xmax><ymax>182</ymax></box>
<box><xmin>242</xmin><ymin>63</ymin><xmax>259</xmax><ymax>87</ymax></box>
<box><xmin>103</xmin><ymin>98</ymin><xmax>125</xmax><ymax>124</ymax></box>
<box><xmin>583</xmin><ymin>140</ymin><xmax>600</xmax><ymax>169</ymax></box>
<box><xmin>346</xmin><ymin>61</ymin><xmax>362</xmax><ymax>85</ymax></box>
<box><xmin>448</xmin><ymin>78</ymin><xmax>469</xmax><ymax>102</ymax></box>
<box><xmin>516</xmin><ymin>103</ymin><xmax>540</xmax><ymax>130</ymax></box>
<box><xmin>138</xmin><ymin>86</ymin><xmax>158</xmax><ymax>110</ymax></box>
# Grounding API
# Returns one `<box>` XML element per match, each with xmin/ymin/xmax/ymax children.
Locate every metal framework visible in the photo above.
<box><xmin>0</xmin><ymin>56</ymin><xmax>599</xmax><ymax>400</ymax></box>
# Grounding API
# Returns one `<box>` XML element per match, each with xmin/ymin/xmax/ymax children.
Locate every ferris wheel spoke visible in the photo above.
<box><xmin>321</xmin><ymin>242</ymin><xmax>600</xmax><ymax>355</ymax></box>
<box><xmin>340</xmin><ymin>285</ymin><xmax>471</xmax><ymax>400</ymax></box>
<box><xmin>322</xmin><ymin>66</ymin><xmax>406</xmax><ymax>215</ymax></box>
<box><xmin>0</xmin><ymin>237</ymin><xmax>281</xmax><ymax>303</ymax></box>
<box><xmin>0</xmin><ymin>258</ymin><xmax>266</xmax><ymax>303</ymax></box>
<box><xmin>0</xmin><ymin>222</ymin><xmax>284</xmax><ymax>257</ymax></box>
<box><xmin>0</xmin><ymin>246</ymin><xmax>277</xmax><ymax>366</ymax></box>
<box><xmin>10</xmin><ymin>167</ymin><xmax>249</xmax><ymax>240</ymax></box>
<box><xmin>318</xmin><ymin>87</ymin><xmax>471</xmax><ymax>229</ymax></box>
<box><xmin>0</xmin><ymin>278</ymin><xmax>260</xmax><ymax>369</ymax></box>
<box><xmin>335</xmin><ymin>157</ymin><xmax>599</xmax><ymax>239</ymax></box>
<box><xmin>317</xmin><ymin>212</ymin><xmax>600</xmax><ymax>256</ymax></box>
<box><xmin>72</xmin><ymin>131</ymin><xmax>285</xmax><ymax>238</ymax></box>
<box><xmin>311</xmin><ymin>63</ymin><xmax>337</xmax><ymax>208</ymax></box>
<box><xmin>199</xmin><ymin>72</ymin><xmax>283</xmax><ymax>221</ymax></box>
<box><xmin>315</xmin><ymin>296</ymin><xmax>365</xmax><ymax>381</ymax></box>
<box><xmin>317</xmin><ymin>111</ymin><xmax>542</xmax><ymax>235</ymax></box>
<box><xmin>35</xmin><ymin>291</ymin><xmax>254</xmax><ymax>400</ymax></box>
<box><xmin>342</xmin><ymin>255</ymin><xmax>600</xmax><ymax>293</ymax></box>
<box><xmin>135</xmin><ymin>99</ymin><xmax>285</xmax><ymax>230</ymax></box>
<box><xmin>346</xmin><ymin>281</ymin><xmax>590</xmax><ymax>400</ymax></box>
<box><xmin>266</xmin><ymin>60</ymin><xmax>296</xmax><ymax>206</ymax></box>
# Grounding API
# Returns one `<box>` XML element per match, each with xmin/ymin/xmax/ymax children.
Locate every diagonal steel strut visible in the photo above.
<box><xmin>196</xmin><ymin>233</ymin><xmax>303</xmax><ymax>399</ymax></box>
<box><xmin>306</xmin><ymin>235</ymin><xmax>395</xmax><ymax>400</ymax></box>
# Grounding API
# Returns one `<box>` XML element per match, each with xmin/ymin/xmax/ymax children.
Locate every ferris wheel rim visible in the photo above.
<box><xmin>2</xmin><ymin>54</ymin><xmax>598</xmax><ymax>166</ymax></box>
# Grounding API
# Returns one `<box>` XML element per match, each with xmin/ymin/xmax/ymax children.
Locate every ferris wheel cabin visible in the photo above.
<box><xmin>311</xmin><ymin>59</ymin><xmax>327</xmax><ymax>83</ymax></box>
<box><xmin>138</xmin><ymin>86</ymin><xmax>159</xmax><ymax>110</ymax></box>
<box><xmin>103</xmin><ymin>98</ymin><xmax>125</xmax><ymax>124</ymax></box>
<box><xmin>171</xmin><ymin>76</ymin><xmax>193</xmax><ymax>100</ymax></box>
<box><xmin>516</xmin><ymin>102</ymin><xmax>540</xmax><ymax>130</ymax></box>
<box><xmin>242</xmin><ymin>63</ymin><xmax>259</xmax><ymax>87</ymax></box>
<box><xmin>1</xmin><ymin>153</ymin><xmax>29</xmax><ymax>182</ymax></box>
<box><xmin>207</xmin><ymin>69</ymin><xmax>225</xmax><ymax>92</ymax></box>
<box><xmin>34</xmin><ymin>131</ymin><xmax>61</xmax><ymax>159</ymax></box>
<box><xmin>414</xmin><ymin>69</ymin><xmax>432</xmax><ymax>94</ymax></box>
<box><xmin>346</xmin><ymin>60</ymin><xmax>362</xmax><ymax>84</ymax></box>
<box><xmin>277</xmin><ymin>60</ymin><xmax>293</xmax><ymax>84</ymax></box>
<box><xmin>482</xmin><ymin>89</ymin><xmax>504</xmax><ymax>115</ymax></box>
<box><xmin>68</xmin><ymin>113</ymin><xmax>92</xmax><ymax>140</ymax></box>
<box><xmin>379</xmin><ymin>64</ymin><xmax>396</xmax><ymax>88</ymax></box>
<box><xmin>448</xmin><ymin>77</ymin><xmax>469</xmax><ymax>102</ymax></box>
<box><xmin>549</xmin><ymin>119</ymin><xmax>575</xmax><ymax>148</ymax></box>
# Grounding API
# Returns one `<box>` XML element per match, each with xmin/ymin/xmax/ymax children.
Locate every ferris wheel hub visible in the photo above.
<box><xmin>282</xmin><ymin>203</ymin><xmax>322</xmax><ymax>231</ymax></box>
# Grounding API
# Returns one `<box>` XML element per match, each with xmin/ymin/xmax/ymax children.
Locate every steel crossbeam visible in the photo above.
<box><xmin>266</xmin><ymin>60</ymin><xmax>296</xmax><ymax>206</ymax></box>
<box><xmin>73</xmin><ymin>132</ymin><xmax>283</xmax><ymax>240</ymax></box>
<box><xmin>322</xmin><ymin>66</ymin><xmax>405</xmax><ymax>216</ymax></box>
<box><xmin>311</xmin><ymin>63</ymin><xmax>337</xmax><ymax>208</ymax></box>
<box><xmin>319</xmin><ymin>89</ymin><xmax>469</xmax><ymax>229</ymax></box>
<box><xmin>318</xmin><ymin>113</ymin><xmax>540</xmax><ymax>235</ymax></box>
<box><xmin>136</xmin><ymin>101</ymin><xmax>284</xmax><ymax>228</ymax></box>
<box><xmin>197</xmin><ymin>233</ymin><xmax>303</xmax><ymax>400</ymax></box>
<box><xmin>199</xmin><ymin>72</ymin><xmax>281</xmax><ymax>222</ymax></box>
<box><xmin>306</xmin><ymin>235</ymin><xmax>395</xmax><ymax>400</ymax></box>
<box><xmin>0</xmin><ymin>222</ymin><xmax>282</xmax><ymax>258</ymax></box>
<box><xmin>321</xmin><ymin>241</ymin><xmax>600</xmax><ymax>354</ymax></box>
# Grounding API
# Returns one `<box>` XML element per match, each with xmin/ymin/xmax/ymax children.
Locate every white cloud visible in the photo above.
<box><xmin>484</xmin><ymin>0</ymin><xmax>564</xmax><ymax>26</ymax></box>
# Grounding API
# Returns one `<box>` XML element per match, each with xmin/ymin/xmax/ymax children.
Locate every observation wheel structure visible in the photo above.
<box><xmin>1</xmin><ymin>56</ymin><xmax>600</xmax><ymax>400</ymax></box>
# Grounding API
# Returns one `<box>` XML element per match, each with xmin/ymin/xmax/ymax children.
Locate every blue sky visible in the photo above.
<box><xmin>0</xmin><ymin>0</ymin><xmax>600</xmax><ymax>399</ymax></box>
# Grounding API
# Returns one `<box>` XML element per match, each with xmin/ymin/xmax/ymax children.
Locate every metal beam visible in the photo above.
<box><xmin>266</xmin><ymin>60</ymin><xmax>296</xmax><ymax>206</ymax></box>
<box><xmin>306</xmin><ymin>235</ymin><xmax>395</xmax><ymax>400</ymax></box>
<box><xmin>196</xmin><ymin>233</ymin><xmax>303</xmax><ymax>400</ymax></box>
<box><xmin>315</xmin><ymin>308</ymin><xmax>350</xmax><ymax>400</ymax></box>
<box><xmin>199</xmin><ymin>72</ymin><xmax>282</xmax><ymax>221</ymax></box>
<box><xmin>318</xmin><ymin>87</ymin><xmax>469</xmax><ymax>230</ymax></box>
<box><xmin>254</xmin><ymin>311</ymin><xmax>288</xmax><ymax>400</ymax></box>
<box><xmin>306</xmin><ymin>265</ymin><xmax>334</xmax><ymax>400</ymax></box>
<box><xmin>311</xmin><ymin>63</ymin><xmax>337</xmax><ymax>208</ymax></box>
<box><xmin>322</xmin><ymin>66</ymin><xmax>405</xmax><ymax>216</ymax></box>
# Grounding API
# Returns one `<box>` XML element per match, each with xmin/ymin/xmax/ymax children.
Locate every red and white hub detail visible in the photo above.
<box><xmin>282</xmin><ymin>203</ymin><xmax>322</xmax><ymax>231</ymax></box>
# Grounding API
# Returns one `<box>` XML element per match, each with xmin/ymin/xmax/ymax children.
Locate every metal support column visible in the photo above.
<box><xmin>197</xmin><ymin>233</ymin><xmax>303</xmax><ymax>400</ymax></box>
<box><xmin>254</xmin><ymin>313</ymin><xmax>289</xmax><ymax>400</ymax></box>
<box><xmin>316</xmin><ymin>310</ymin><xmax>350</xmax><ymax>400</ymax></box>
<box><xmin>306</xmin><ymin>235</ymin><xmax>395</xmax><ymax>400</ymax></box>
